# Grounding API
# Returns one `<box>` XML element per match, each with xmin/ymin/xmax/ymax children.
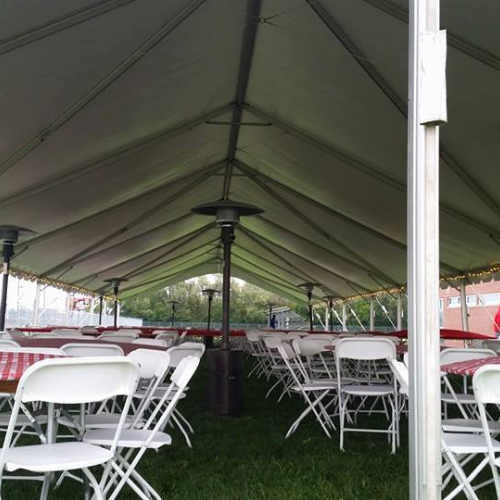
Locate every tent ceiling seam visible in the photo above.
<box><xmin>237</xmin><ymin>162</ymin><xmax>398</xmax><ymax>285</ymax></box>
<box><xmin>222</xmin><ymin>0</ymin><xmax>262</xmax><ymax>198</ymax></box>
<box><xmin>0</xmin><ymin>0</ymin><xmax>208</xmax><ymax>178</ymax></box>
<box><xmin>0</xmin><ymin>105</ymin><xmax>233</xmax><ymax>210</ymax></box>
<box><xmin>245</xmin><ymin>107</ymin><xmax>500</xmax><ymax>239</ymax></box>
<box><xmin>40</xmin><ymin>165</ymin><xmax>221</xmax><ymax>277</ymax></box>
<box><xmin>0</xmin><ymin>0</ymin><xmax>137</xmax><ymax>56</ymax></box>
<box><xmin>361</xmin><ymin>0</ymin><xmax>500</xmax><ymax>73</ymax></box>
<box><xmin>306</xmin><ymin>0</ymin><xmax>500</xmax><ymax>220</ymax></box>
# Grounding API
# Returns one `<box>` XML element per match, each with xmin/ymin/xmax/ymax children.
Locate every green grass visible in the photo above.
<box><xmin>2</xmin><ymin>362</ymin><xmax>499</xmax><ymax>499</ymax></box>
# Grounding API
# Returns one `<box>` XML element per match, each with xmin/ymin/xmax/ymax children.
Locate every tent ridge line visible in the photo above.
<box><xmin>223</xmin><ymin>0</ymin><xmax>262</xmax><ymax>198</ymax></box>
<box><xmin>16</xmin><ymin>160</ymin><xmax>226</xmax><ymax>252</ymax></box>
<box><xmin>0</xmin><ymin>104</ymin><xmax>233</xmax><ymax>210</ymax></box>
<box><xmin>240</xmin><ymin>226</ymin><xmax>371</xmax><ymax>293</ymax></box>
<box><xmin>307</xmin><ymin>0</ymin><xmax>500</xmax><ymax>220</ymax></box>
<box><xmin>70</xmin><ymin>223</ymin><xmax>215</xmax><ymax>285</ymax></box>
<box><xmin>253</xmin><ymin>214</ymin><xmax>396</xmax><ymax>286</ymax></box>
<box><xmin>39</xmin><ymin>165</ymin><xmax>220</xmax><ymax>277</ymax></box>
<box><xmin>121</xmin><ymin>244</ymin><xmax>219</xmax><ymax>290</ymax></box>
<box><xmin>237</xmin><ymin>161</ymin><xmax>399</xmax><ymax>285</ymax></box>
<box><xmin>233</xmin><ymin>242</ymin><xmax>323</xmax><ymax>288</ymax></box>
<box><xmin>233</xmin><ymin>159</ymin><xmax>407</xmax><ymax>250</ymax></box>
<box><xmin>122</xmin><ymin>232</ymin><xmax>220</xmax><ymax>281</ymax></box>
<box><xmin>0</xmin><ymin>0</ymin><xmax>137</xmax><ymax>56</ymax></box>
<box><xmin>245</xmin><ymin>111</ymin><xmax>500</xmax><ymax>240</ymax></box>
<box><xmin>0</xmin><ymin>0</ymin><xmax>209</xmax><ymax>178</ymax></box>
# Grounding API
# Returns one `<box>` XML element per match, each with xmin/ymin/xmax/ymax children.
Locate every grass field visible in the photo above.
<box><xmin>2</xmin><ymin>360</ymin><xmax>499</xmax><ymax>499</ymax></box>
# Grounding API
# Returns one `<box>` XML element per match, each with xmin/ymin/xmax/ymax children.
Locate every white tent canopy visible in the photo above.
<box><xmin>1</xmin><ymin>0</ymin><xmax>499</xmax><ymax>304</ymax></box>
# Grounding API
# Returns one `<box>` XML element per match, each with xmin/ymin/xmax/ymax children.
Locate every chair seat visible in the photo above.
<box><xmin>292</xmin><ymin>383</ymin><xmax>335</xmax><ymax>392</ymax></box>
<box><xmin>441</xmin><ymin>393</ymin><xmax>476</xmax><ymax>404</ymax></box>
<box><xmin>5</xmin><ymin>442</ymin><xmax>112</xmax><ymax>472</ymax></box>
<box><xmin>443</xmin><ymin>432</ymin><xmax>500</xmax><ymax>454</ymax></box>
<box><xmin>341</xmin><ymin>385</ymin><xmax>393</xmax><ymax>396</ymax></box>
<box><xmin>442</xmin><ymin>418</ymin><xmax>500</xmax><ymax>433</ymax></box>
<box><xmin>84</xmin><ymin>429</ymin><xmax>172</xmax><ymax>450</ymax></box>
<box><xmin>0</xmin><ymin>413</ymin><xmax>47</xmax><ymax>426</ymax></box>
<box><xmin>59</xmin><ymin>413</ymin><xmax>137</xmax><ymax>429</ymax></box>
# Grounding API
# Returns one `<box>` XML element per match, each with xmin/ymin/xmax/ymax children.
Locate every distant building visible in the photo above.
<box><xmin>440</xmin><ymin>280</ymin><xmax>500</xmax><ymax>335</ymax></box>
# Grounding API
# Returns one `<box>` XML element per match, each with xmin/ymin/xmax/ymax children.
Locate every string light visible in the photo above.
<box><xmin>9</xmin><ymin>268</ymin><xmax>114</xmax><ymax>300</ymax></box>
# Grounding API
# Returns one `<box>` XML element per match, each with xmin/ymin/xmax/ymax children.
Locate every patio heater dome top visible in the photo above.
<box><xmin>191</xmin><ymin>199</ymin><xmax>263</xmax><ymax>226</ymax></box>
<box><xmin>202</xmin><ymin>288</ymin><xmax>219</xmax><ymax>297</ymax></box>
<box><xmin>298</xmin><ymin>282</ymin><xmax>320</xmax><ymax>293</ymax></box>
<box><xmin>0</xmin><ymin>225</ymin><xmax>37</xmax><ymax>243</ymax></box>
<box><xmin>103</xmin><ymin>277</ymin><xmax>128</xmax><ymax>287</ymax></box>
<box><xmin>167</xmin><ymin>299</ymin><xmax>180</xmax><ymax>304</ymax></box>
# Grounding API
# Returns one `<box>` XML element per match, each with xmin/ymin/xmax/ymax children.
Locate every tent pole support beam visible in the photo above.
<box><xmin>233</xmin><ymin>243</ymin><xmax>344</xmax><ymax>298</ymax></box>
<box><xmin>0</xmin><ymin>0</ymin><xmax>137</xmax><ymax>56</ymax></box>
<box><xmin>222</xmin><ymin>0</ymin><xmax>262</xmax><ymax>199</ymax></box>
<box><xmin>16</xmin><ymin>160</ymin><xmax>226</xmax><ymax>252</ymax></box>
<box><xmin>361</xmin><ymin>0</ymin><xmax>500</xmax><ymax>74</ymax></box>
<box><xmin>240</xmin><ymin>226</ymin><xmax>371</xmax><ymax>293</ymax></box>
<box><xmin>244</xmin><ymin>106</ymin><xmax>500</xmax><ymax>239</ymax></box>
<box><xmin>0</xmin><ymin>0</ymin><xmax>209</xmax><ymax>178</ymax></box>
<box><xmin>40</xmin><ymin>164</ymin><xmax>222</xmax><ymax>277</ymax></box>
<box><xmin>408</xmin><ymin>0</ymin><xmax>442</xmax><ymax>496</ymax></box>
<box><xmin>307</xmin><ymin>0</ymin><xmax>500</xmax><ymax>220</ymax></box>
<box><xmin>70</xmin><ymin>223</ymin><xmax>214</xmax><ymax>286</ymax></box>
<box><xmin>252</xmin><ymin>215</ymin><xmax>394</xmax><ymax>287</ymax></box>
<box><xmin>460</xmin><ymin>280</ymin><xmax>469</xmax><ymax>332</ymax></box>
<box><xmin>237</xmin><ymin>163</ymin><xmax>398</xmax><ymax>285</ymax></box>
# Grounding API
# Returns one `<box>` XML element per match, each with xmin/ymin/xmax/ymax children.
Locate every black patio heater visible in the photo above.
<box><xmin>167</xmin><ymin>299</ymin><xmax>179</xmax><ymax>327</ymax></box>
<box><xmin>202</xmin><ymin>287</ymin><xmax>219</xmax><ymax>349</ymax></box>
<box><xmin>267</xmin><ymin>302</ymin><xmax>275</xmax><ymax>328</ymax></box>
<box><xmin>299</xmin><ymin>282</ymin><xmax>319</xmax><ymax>332</ymax></box>
<box><xmin>0</xmin><ymin>225</ymin><xmax>37</xmax><ymax>331</ymax></box>
<box><xmin>103</xmin><ymin>277</ymin><xmax>128</xmax><ymax>328</ymax></box>
<box><xmin>97</xmin><ymin>295</ymin><xmax>104</xmax><ymax>325</ymax></box>
<box><xmin>192</xmin><ymin>199</ymin><xmax>263</xmax><ymax>415</ymax></box>
<box><xmin>323</xmin><ymin>295</ymin><xmax>336</xmax><ymax>333</ymax></box>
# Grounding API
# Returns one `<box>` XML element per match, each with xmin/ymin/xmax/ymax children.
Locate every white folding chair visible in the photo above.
<box><xmin>30</xmin><ymin>333</ymin><xmax>58</xmax><ymax>339</ymax></box>
<box><xmin>132</xmin><ymin>338</ymin><xmax>167</xmax><ymax>348</ymax></box>
<box><xmin>0</xmin><ymin>357</ymin><xmax>139</xmax><ymax>499</ymax></box>
<box><xmin>99</xmin><ymin>331</ymin><xmax>139</xmax><ymax>340</ymax></box>
<box><xmin>482</xmin><ymin>340</ymin><xmax>500</xmax><ymax>354</ymax></box>
<box><xmin>84</xmin><ymin>356</ymin><xmax>200</xmax><ymax>500</ymax></box>
<box><xmin>60</xmin><ymin>343</ymin><xmax>124</xmax><ymax>357</ymax></box>
<box><xmin>100</xmin><ymin>336</ymin><xmax>137</xmax><ymax>344</ymax></box>
<box><xmin>277</xmin><ymin>342</ymin><xmax>336</xmax><ymax>438</ymax></box>
<box><xmin>0</xmin><ymin>339</ymin><xmax>20</xmax><ymax>348</ymax></box>
<box><xmin>336</xmin><ymin>338</ymin><xmax>397</xmax><ymax>453</ymax></box>
<box><xmin>441</xmin><ymin>365</ymin><xmax>500</xmax><ymax>500</ymax></box>
<box><xmin>51</xmin><ymin>328</ymin><xmax>85</xmax><ymax>338</ymax></box>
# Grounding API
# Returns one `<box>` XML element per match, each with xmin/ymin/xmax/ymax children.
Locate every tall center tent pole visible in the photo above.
<box><xmin>408</xmin><ymin>0</ymin><xmax>447</xmax><ymax>497</ymax></box>
<box><xmin>459</xmin><ymin>280</ymin><xmax>469</xmax><ymax>331</ymax></box>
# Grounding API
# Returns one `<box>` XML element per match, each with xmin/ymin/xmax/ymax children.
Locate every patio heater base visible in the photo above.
<box><xmin>206</xmin><ymin>348</ymin><xmax>243</xmax><ymax>415</ymax></box>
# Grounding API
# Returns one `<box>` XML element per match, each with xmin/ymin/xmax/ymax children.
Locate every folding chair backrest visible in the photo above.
<box><xmin>246</xmin><ymin>331</ymin><xmax>261</xmax><ymax>342</ymax></box>
<box><xmin>167</xmin><ymin>345</ymin><xmax>204</xmax><ymax>367</ymax></box>
<box><xmin>263</xmin><ymin>332</ymin><xmax>286</xmax><ymax>339</ymax></box>
<box><xmin>482</xmin><ymin>340</ymin><xmax>500</xmax><ymax>353</ymax></box>
<box><xmin>80</xmin><ymin>326</ymin><xmax>98</xmax><ymax>335</ymax></box>
<box><xmin>263</xmin><ymin>336</ymin><xmax>282</xmax><ymax>350</ymax></box>
<box><xmin>51</xmin><ymin>328</ymin><xmax>84</xmax><ymax>337</ymax></box>
<box><xmin>177</xmin><ymin>330</ymin><xmax>188</xmax><ymax>344</ymax></box>
<box><xmin>286</xmin><ymin>333</ymin><xmax>303</xmax><ymax>340</ymax></box>
<box><xmin>440</xmin><ymin>348</ymin><xmax>496</xmax><ymax>366</ymax></box>
<box><xmin>155</xmin><ymin>331</ymin><xmax>178</xmax><ymax>341</ymax></box>
<box><xmin>181</xmin><ymin>341</ymin><xmax>206</xmax><ymax>354</ymax></box>
<box><xmin>277</xmin><ymin>342</ymin><xmax>296</xmax><ymax>361</ymax></box>
<box><xmin>61</xmin><ymin>343</ymin><xmax>124</xmax><ymax>357</ymax></box>
<box><xmin>390</xmin><ymin>359</ymin><xmax>409</xmax><ymax>394</ymax></box>
<box><xmin>31</xmin><ymin>333</ymin><xmax>58</xmax><ymax>339</ymax></box>
<box><xmin>99</xmin><ymin>331</ymin><xmax>138</xmax><ymax>339</ymax></box>
<box><xmin>132</xmin><ymin>338</ymin><xmax>167</xmax><ymax>348</ymax></box>
<box><xmin>0</xmin><ymin>339</ymin><xmax>20</xmax><ymax>348</ymax></box>
<box><xmin>127</xmin><ymin>349</ymin><xmax>171</xmax><ymax>380</ymax></box>
<box><xmin>307</xmin><ymin>334</ymin><xmax>337</xmax><ymax>341</ymax></box>
<box><xmin>7</xmin><ymin>329</ymin><xmax>27</xmax><ymax>339</ymax></box>
<box><xmin>336</xmin><ymin>338</ymin><xmax>396</xmax><ymax>361</ymax></box>
<box><xmin>100</xmin><ymin>336</ymin><xmax>136</xmax><ymax>344</ymax></box>
<box><xmin>338</xmin><ymin>333</ymin><xmax>355</xmax><ymax>338</ymax></box>
<box><xmin>293</xmin><ymin>338</ymin><xmax>330</xmax><ymax>356</ymax></box>
<box><xmin>117</xmin><ymin>329</ymin><xmax>141</xmax><ymax>337</ymax></box>
<box><xmin>473</xmin><ymin>365</ymin><xmax>500</xmax><ymax>405</ymax></box>
<box><xmin>18</xmin><ymin>357</ymin><xmax>139</xmax><ymax>404</ymax></box>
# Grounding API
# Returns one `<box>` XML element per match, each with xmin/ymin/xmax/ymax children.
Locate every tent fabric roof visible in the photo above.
<box><xmin>2</xmin><ymin>0</ymin><xmax>500</xmax><ymax>302</ymax></box>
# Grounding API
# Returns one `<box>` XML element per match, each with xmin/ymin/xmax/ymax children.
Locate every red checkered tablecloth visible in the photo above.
<box><xmin>441</xmin><ymin>356</ymin><xmax>500</xmax><ymax>376</ymax></box>
<box><xmin>0</xmin><ymin>352</ymin><xmax>62</xmax><ymax>382</ymax></box>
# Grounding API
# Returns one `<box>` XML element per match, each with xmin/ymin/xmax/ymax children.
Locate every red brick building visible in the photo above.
<box><xmin>440</xmin><ymin>280</ymin><xmax>500</xmax><ymax>336</ymax></box>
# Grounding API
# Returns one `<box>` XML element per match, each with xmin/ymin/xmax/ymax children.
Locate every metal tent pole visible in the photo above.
<box><xmin>408</xmin><ymin>0</ymin><xmax>446</xmax><ymax>496</ymax></box>
<box><xmin>369</xmin><ymin>298</ymin><xmax>375</xmax><ymax>331</ymax></box>
<box><xmin>459</xmin><ymin>280</ymin><xmax>469</xmax><ymax>331</ymax></box>
<box><xmin>98</xmin><ymin>295</ymin><xmax>103</xmax><ymax>325</ymax></box>
<box><xmin>113</xmin><ymin>285</ymin><xmax>119</xmax><ymax>328</ymax></box>
<box><xmin>32</xmin><ymin>280</ymin><xmax>41</xmax><ymax>326</ymax></box>
<box><xmin>342</xmin><ymin>304</ymin><xmax>347</xmax><ymax>332</ymax></box>
<box><xmin>397</xmin><ymin>292</ymin><xmax>403</xmax><ymax>330</ymax></box>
